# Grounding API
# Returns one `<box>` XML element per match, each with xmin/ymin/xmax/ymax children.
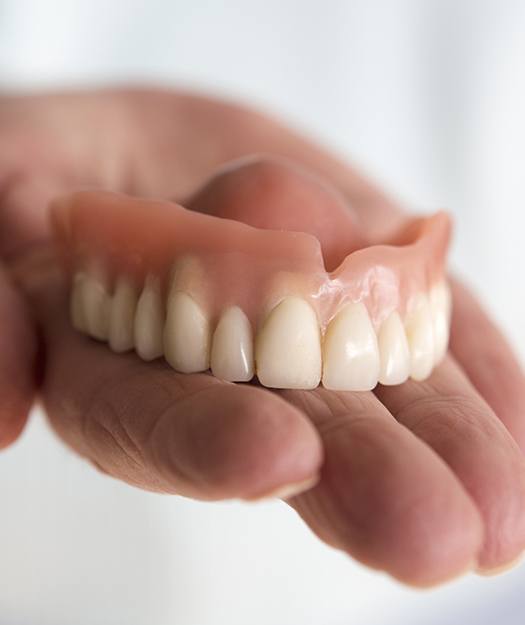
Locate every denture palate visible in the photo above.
<box><xmin>54</xmin><ymin>191</ymin><xmax>452</xmax><ymax>391</ymax></box>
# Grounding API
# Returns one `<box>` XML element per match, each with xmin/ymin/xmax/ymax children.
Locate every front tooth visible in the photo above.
<box><xmin>322</xmin><ymin>302</ymin><xmax>380</xmax><ymax>391</ymax></box>
<box><xmin>211</xmin><ymin>306</ymin><xmax>254</xmax><ymax>382</ymax></box>
<box><xmin>70</xmin><ymin>272</ymin><xmax>88</xmax><ymax>333</ymax></box>
<box><xmin>429</xmin><ymin>281</ymin><xmax>452</xmax><ymax>364</ymax></box>
<box><xmin>164</xmin><ymin>292</ymin><xmax>210</xmax><ymax>373</ymax></box>
<box><xmin>256</xmin><ymin>297</ymin><xmax>321</xmax><ymax>389</ymax></box>
<box><xmin>83</xmin><ymin>271</ymin><xmax>110</xmax><ymax>341</ymax></box>
<box><xmin>405</xmin><ymin>293</ymin><xmax>434</xmax><ymax>381</ymax></box>
<box><xmin>134</xmin><ymin>275</ymin><xmax>164</xmax><ymax>361</ymax></box>
<box><xmin>378</xmin><ymin>311</ymin><xmax>410</xmax><ymax>385</ymax></box>
<box><xmin>109</xmin><ymin>276</ymin><xmax>138</xmax><ymax>353</ymax></box>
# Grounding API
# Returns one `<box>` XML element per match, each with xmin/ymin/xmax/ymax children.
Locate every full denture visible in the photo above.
<box><xmin>52</xmin><ymin>180</ymin><xmax>452</xmax><ymax>391</ymax></box>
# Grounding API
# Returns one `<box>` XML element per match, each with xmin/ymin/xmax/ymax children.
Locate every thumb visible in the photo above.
<box><xmin>0</xmin><ymin>173</ymin><xmax>69</xmax><ymax>259</ymax></box>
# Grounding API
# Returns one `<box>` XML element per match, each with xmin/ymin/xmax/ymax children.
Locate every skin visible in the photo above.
<box><xmin>1</xmin><ymin>89</ymin><xmax>525</xmax><ymax>587</ymax></box>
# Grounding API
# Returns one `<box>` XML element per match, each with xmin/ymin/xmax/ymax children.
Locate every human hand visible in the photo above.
<box><xmin>0</xmin><ymin>261</ymin><xmax>35</xmax><ymax>449</ymax></box>
<box><xmin>2</xmin><ymin>89</ymin><xmax>525</xmax><ymax>586</ymax></box>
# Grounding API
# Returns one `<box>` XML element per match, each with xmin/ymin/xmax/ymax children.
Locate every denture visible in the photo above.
<box><xmin>52</xmin><ymin>161</ymin><xmax>452</xmax><ymax>392</ymax></box>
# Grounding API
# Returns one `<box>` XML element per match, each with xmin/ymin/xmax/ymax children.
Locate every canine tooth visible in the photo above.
<box><xmin>378</xmin><ymin>312</ymin><xmax>410</xmax><ymax>385</ymax></box>
<box><xmin>134</xmin><ymin>275</ymin><xmax>164</xmax><ymax>361</ymax></box>
<box><xmin>211</xmin><ymin>306</ymin><xmax>254</xmax><ymax>382</ymax></box>
<box><xmin>164</xmin><ymin>292</ymin><xmax>210</xmax><ymax>373</ymax></box>
<box><xmin>83</xmin><ymin>272</ymin><xmax>110</xmax><ymax>341</ymax></box>
<box><xmin>256</xmin><ymin>297</ymin><xmax>321</xmax><ymax>389</ymax></box>
<box><xmin>70</xmin><ymin>272</ymin><xmax>88</xmax><ymax>333</ymax></box>
<box><xmin>109</xmin><ymin>276</ymin><xmax>138</xmax><ymax>353</ymax></box>
<box><xmin>322</xmin><ymin>302</ymin><xmax>380</xmax><ymax>391</ymax></box>
<box><xmin>430</xmin><ymin>281</ymin><xmax>451</xmax><ymax>364</ymax></box>
<box><xmin>405</xmin><ymin>293</ymin><xmax>434</xmax><ymax>381</ymax></box>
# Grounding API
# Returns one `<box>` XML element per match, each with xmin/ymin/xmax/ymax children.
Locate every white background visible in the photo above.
<box><xmin>1</xmin><ymin>1</ymin><xmax>525</xmax><ymax>623</ymax></box>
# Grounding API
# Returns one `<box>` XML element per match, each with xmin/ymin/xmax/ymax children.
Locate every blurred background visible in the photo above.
<box><xmin>1</xmin><ymin>1</ymin><xmax>525</xmax><ymax>623</ymax></box>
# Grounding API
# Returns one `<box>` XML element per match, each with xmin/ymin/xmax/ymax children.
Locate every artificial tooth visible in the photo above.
<box><xmin>378</xmin><ymin>311</ymin><xmax>410</xmax><ymax>385</ymax></box>
<box><xmin>322</xmin><ymin>302</ymin><xmax>380</xmax><ymax>391</ymax></box>
<box><xmin>70</xmin><ymin>272</ymin><xmax>88</xmax><ymax>333</ymax></box>
<box><xmin>164</xmin><ymin>291</ymin><xmax>210</xmax><ymax>373</ymax></box>
<box><xmin>134</xmin><ymin>275</ymin><xmax>164</xmax><ymax>361</ymax></box>
<box><xmin>256</xmin><ymin>297</ymin><xmax>321</xmax><ymax>389</ymax></box>
<box><xmin>429</xmin><ymin>280</ymin><xmax>452</xmax><ymax>364</ymax></box>
<box><xmin>210</xmin><ymin>306</ymin><xmax>254</xmax><ymax>382</ymax></box>
<box><xmin>83</xmin><ymin>271</ymin><xmax>110</xmax><ymax>341</ymax></box>
<box><xmin>405</xmin><ymin>293</ymin><xmax>434</xmax><ymax>381</ymax></box>
<box><xmin>109</xmin><ymin>276</ymin><xmax>138</xmax><ymax>353</ymax></box>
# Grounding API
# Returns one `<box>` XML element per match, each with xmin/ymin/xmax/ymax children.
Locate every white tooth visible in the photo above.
<box><xmin>211</xmin><ymin>306</ymin><xmax>254</xmax><ymax>382</ymax></box>
<box><xmin>134</xmin><ymin>275</ymin><xmax>164</xmax><ymax>361</ymax></box>
<box><xmin>164</xmin><ymin>291</ymin><xmax>210</xmax><ymax>373</ymax></box>
<box><xmin>83</xmin><ymin>272</ymin><xmax>110</xmax><ymax>341</ymax></box>
<box><xmin>378</xmin><ymin>311</ymin><xmax>410</xmax><ymax>385</ymax></box>
<box><xmin>109</xmin><ymin>276</ymin><xmax>138</xmax><ymax>353</ymax></box>
<box><xmin>322</xmin><ymin>302</ymin><xmax>380</xmax><ymax>391</ymax></box>
<box><xmin>256</xmin><ymin>297</ymin><xmax>321</xmax><ymax>389</ymax></box>
<box><xmin>429</xmin><ymin>281</ymin><xmax>452</xmax><ymax>364</ymax></box>
<box><xmin>70</xmin><ymin>272</ymin><xmax>88</xmax><ymax>333</ymax></box>
<box><xmin>405</xmin><ymin>293</ymin><xmax>434</xmax><ymax>381</ymax></box>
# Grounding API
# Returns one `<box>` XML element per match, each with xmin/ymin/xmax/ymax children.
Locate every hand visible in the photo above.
<box><xmin>0</xmin><ymin>261</ymin><xmax>35</xmax><ymax>448</ymax></box>
<box><xmin>2</xmin><ymin>89</ymin><xmax>525</xmax><ymax>587</ymax></box>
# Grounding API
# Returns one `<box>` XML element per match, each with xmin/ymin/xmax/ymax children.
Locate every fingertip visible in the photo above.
<box><xmin>365</xmin><ymin>479</ymin><xmax>484</xmax><ymax>588</ymax></box>
<box><xmin>393</xmin><ymin>560</ymin><xmax>477</xmax><ymax>589</ymax></box>
<box><xmin>472</xmin><ymin>445</ymin><xmax>525</xmax><ymax>571</ymax></box>
<box><xmin>387</xmin><ymin>509</ymin><xmax>483</xmax><ymax>588</ymax></box>
<box><xmin>251</xmin><ymin>474</ymin><xmax>320</xmax><ymax>502</ymax></box>
<box><xmin>476</xmin><ymin>552</ymin><xmax>524</xmax><ymax>577</ymax></box>
<box><xmin>151</xmin><ymin>384</ymin><xmax>323</xmax><ymax>500</ymax></box>
<box><xmin>0</xmin><ymin>407</ymin><xmax>30</xmax><ymax>450</ymax></box>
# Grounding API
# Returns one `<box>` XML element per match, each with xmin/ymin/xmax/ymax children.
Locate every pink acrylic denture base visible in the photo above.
<box><xmin>52</xmin><ymin>191</ymin><xmax>451</xmax><ymax>331</ymax></box>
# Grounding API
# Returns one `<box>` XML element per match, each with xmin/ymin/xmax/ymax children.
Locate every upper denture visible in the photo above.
<box><xmin>52</xmin><ymin>163</ymin><xmax>452</xmax><ymax>391</ymax></box>
<box><xmin>54</xmin><ymin>191</ymin><xmax>450</xmax><ymax>330</ymax></box>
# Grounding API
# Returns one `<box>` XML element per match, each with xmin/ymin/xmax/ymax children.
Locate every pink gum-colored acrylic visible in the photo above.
<box><xmin>52</xmin><ymin>191</ymin><xmax>451</xmax><ymax>332</ymax></box>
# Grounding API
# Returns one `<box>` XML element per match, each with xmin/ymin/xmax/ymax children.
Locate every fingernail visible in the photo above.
<box><xmin>246</xmin><ymin>474</ymin><xmax>320</xmax><ymax>502</ymax></box>
<box><xmin>476</xmin><ymin>553</ymin><xmax>524</xmax><ymax>576</ymax></box>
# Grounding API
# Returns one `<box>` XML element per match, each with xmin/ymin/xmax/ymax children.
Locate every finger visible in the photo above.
<box><xmin>0</xmin><ymin>264</ymin><xmax>36</xmax><ymax>448</ymax></box>
<box><xmin>0</xmin><ymin>173</ymin><xmax>66</xmax><ymax>258</ymax></box>
<box><xmin>21</xmin><ymin>250</ymin><xmax>322</xmax><ymax>499</ymax></box>
<box><xmin>449</xmin><ymin>278</ymin><xmax>525</xmax><ymax>451</ymax></box>
<box><xmin>281</xmin><ymin>387</ymin><xmax>482</xmax><ymax>587</ymax></box>
<box><xmin>375</xmin><ymin>356</ymin><xmax>525</xmax><ymax>573</ymax></box>
<box><xmin>132</xmin><ymin>92</ymin><xmax>407</xmax><ymax>249</ymax></box>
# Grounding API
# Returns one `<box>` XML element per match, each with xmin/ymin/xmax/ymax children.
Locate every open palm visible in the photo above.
<box><xmin>2</xmin><ymin>89</ymin><xmax>525</xmax><ymax>587</ymax></box>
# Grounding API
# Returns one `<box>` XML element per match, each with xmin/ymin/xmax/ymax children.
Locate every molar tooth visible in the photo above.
<box><xmin>322</xmin><ymin>302</ymin><xmax>380</xmax><ymax>391</ymax></box>
<box><xmin>378</xmin><ymin>311</ymin><xmax>410</xmax><ymax>385</ymax></box>
<box><xmin>70</xmin><ymin>272</ymin><xmax>88</xmax><ymax>333</ymax></box>
<box><xmin>405</xmin><ymin>293</ymin><xmax>435</xmax><ymax>381</ymax></box>
<box><xmin>109</xmin><ymin>276</ymin><xmax>138</xmax><ymax>353</ymax></box>
<box><xmin>211</xmin><ymin>306</ymin><xmax>254</xmax><ymax>382</ymax></box>
<box><xmin>256</xmin><ymin>297</ymin><xmax>321</xmax><ymax>389</ymax></box>
<box><xmin>134</xmin><ymin>275</ymin><xmax>164</xmax><ymax>361</ymax></box>
<box><xmin>429</xmin><ymin>280</ymin><xmax>452</xmax><ymax>365</ymax></box>
<box><xmin>164</xmin><ymin>292</ymin><xmax>210</xmax><ymax>373</ymax></box>
<box><xmin>83</xmin><ymin>271</ymin><xmax>110</xmax><ymax>341</ymax></box>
